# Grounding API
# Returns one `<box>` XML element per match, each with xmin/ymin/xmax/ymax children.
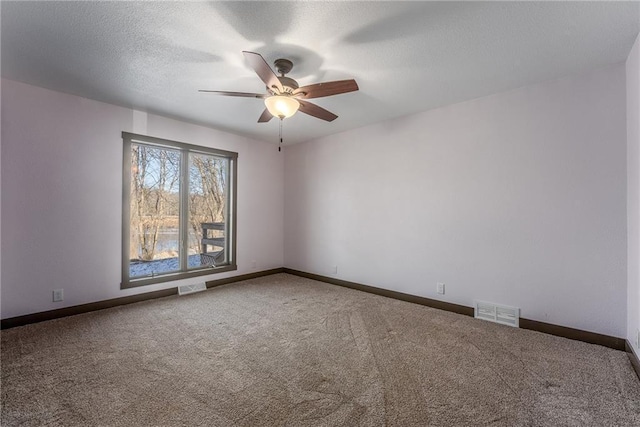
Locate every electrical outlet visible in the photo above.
<box><xmin>331</xmin><ymin>265</ymin><xmax>338</xmax><ymax>275</ymax></box>
<box><xmin>52</xmin><ymin>289</ymin><xmax>64</xmax><ymax>302</ymax></box>
<box><xmin>437</xmin><ymin>282</ymin><xmax>445</xmax><ymax>295</ymax></box>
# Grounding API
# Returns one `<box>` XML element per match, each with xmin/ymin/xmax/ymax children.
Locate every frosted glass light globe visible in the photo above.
<box><xmin>264</xmin><ymin>95</ymin><xmax>300</xmax><ymax>119</ymax></box>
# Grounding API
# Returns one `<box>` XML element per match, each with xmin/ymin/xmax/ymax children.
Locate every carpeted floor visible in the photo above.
<box><xmin>2</xmin><ymin>273</ymin><xmax>640</xmax><ymax>426</ymax></box>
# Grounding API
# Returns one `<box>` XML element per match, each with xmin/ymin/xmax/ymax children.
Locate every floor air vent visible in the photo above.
<box><xmin>474</xmin><ymin>301</ymin><xmax>520</xmax><ymax>327</ymax></box>
<box><xmin>178</xmin><ymin>282</ymin><xmax>207</xmax><ymax>296</ymax></box>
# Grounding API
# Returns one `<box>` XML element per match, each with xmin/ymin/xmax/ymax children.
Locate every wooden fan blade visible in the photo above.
<box><xmin>294</xmin><ymin>79</ymin><xmax>359</xmax><ymax>99</ymax></box>
<box><xmin>258</xmin><ymin>108</ymin><xmax>273</xmax><ymax>123</ymax></box>
<box><xmin>242</xmin><ymin>51</ymin><xmax>283</xmax><ymax>93</ymax></box>
<box><xmin>198</xmin><ymin>90</ymin><xmax>266</xmax><ymax>98</ymax></box>
<box><xmin>298</xmin><ymin>100</ymin><xmax>338</xmax><ymax>122</ymax></box>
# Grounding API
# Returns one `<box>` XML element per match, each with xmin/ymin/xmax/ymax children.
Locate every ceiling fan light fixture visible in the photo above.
<box><xmin>264</xmin><ymin>95</ymin><xmax>299</xmax><ymax>119</ymax></box>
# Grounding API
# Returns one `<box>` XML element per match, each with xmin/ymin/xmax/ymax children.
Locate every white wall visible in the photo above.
<box><xmin>284</xmin><ymin>65</ymin><xmax>627</xmax><ymax>337</ymax></box>
<box><xmin>628</xmin><ymin>33</ymin><xmax>640</xmax><ymax>349</ymax></box>
<box><xmin>1</xmin><ymin>79</ymin><xmax>284</xmax><ymax>319</ymax></box>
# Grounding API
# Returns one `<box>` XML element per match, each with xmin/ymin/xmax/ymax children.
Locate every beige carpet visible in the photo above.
<box><xmin>2</xmin><ymin>273</ymin><xmax>640</xmax><ymax>426</ymax></box>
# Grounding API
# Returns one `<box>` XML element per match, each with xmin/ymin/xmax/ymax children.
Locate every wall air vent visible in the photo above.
<box><xmin>178</xmin><ymin>282</ymin><xmax>207</xmax><ymax>296</ymax></box>
<box><xmin>474</xmin><ymin>301</ymin><xmax>520</xmax><ymax>327</ymax></box>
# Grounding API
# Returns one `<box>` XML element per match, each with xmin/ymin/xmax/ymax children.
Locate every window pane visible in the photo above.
<box><xmin>188</xmin><ymin>152</ymin><xmax>229</xmax><ymax>269</ymax></box>
<box><xmin>129</xmin><ymin>143</ymin><xmax>181</xmax><ymax>278</ymax></box>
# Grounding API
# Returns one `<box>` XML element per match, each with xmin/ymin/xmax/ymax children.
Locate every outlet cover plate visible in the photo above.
<box><xmin>53</xmin><ymin>289</ymin><xmax>64</xmax><ymax>302</ymax></box>
<box><xmin>437</xmin><ymin>283</ymin><xmax>445</xmax><ymax>294</ymax></box>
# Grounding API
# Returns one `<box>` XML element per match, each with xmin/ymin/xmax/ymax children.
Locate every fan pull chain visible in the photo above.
<box><xmin>278</xmin><ymin>118</ymin><xmax>283</xmax><ymax>152</ymax></box>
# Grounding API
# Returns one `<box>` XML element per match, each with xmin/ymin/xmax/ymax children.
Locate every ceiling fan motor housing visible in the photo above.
<box><xmin>276</xmin><ymin>76</ymin><xmax>299</xmax><ymax>93</ymax></box>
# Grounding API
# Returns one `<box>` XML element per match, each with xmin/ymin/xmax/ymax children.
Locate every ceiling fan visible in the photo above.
<box><xmin>199</xmin><ymin>51</ymin><xmax>359</xmax><ymax>122</ymax></box>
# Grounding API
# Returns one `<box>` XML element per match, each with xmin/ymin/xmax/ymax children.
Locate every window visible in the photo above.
<box><xmin>121</xmin><ymin>132</ymin><xmax>237</xmax><ymax>288</ymax></box>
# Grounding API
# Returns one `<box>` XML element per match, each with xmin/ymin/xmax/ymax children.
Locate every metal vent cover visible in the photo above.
<box><xmin>178</xmin><ymin>282</ymin><xmax>207</xmax><ymax>296</ymax></box>
<box><xmin>475</xmin><ymin>301</ymin><xmax>520</xmax><ymax>327</ymax></box>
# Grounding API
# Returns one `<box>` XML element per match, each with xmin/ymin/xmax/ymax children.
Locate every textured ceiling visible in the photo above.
<box><xmin>2</xmin><ymin>1</ymin><xmax>639</xmax><ymax>145</ymax></box>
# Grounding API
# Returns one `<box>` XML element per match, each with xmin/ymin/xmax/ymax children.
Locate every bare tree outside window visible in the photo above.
<box><xmin>130</xmin><ymin>144</ymin><xmax>180</xmax><ymax>264</ymax></box>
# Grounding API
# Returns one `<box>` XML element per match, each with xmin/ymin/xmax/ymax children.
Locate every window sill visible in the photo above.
<box><xmin>121</xmin><ymin>264</ymin><xmax>238</xmax><ymax>289</ymax></box>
